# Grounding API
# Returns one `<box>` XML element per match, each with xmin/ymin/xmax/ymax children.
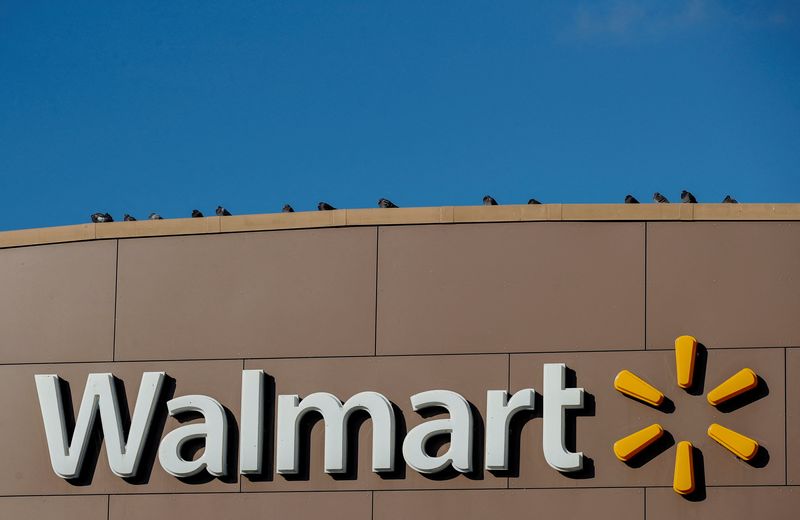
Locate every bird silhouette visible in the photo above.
<box><xmin>722</xmin><ymin>195</ymin><xmax>738</xmax><ymax>203</ymax></box>
<box><xmin>318</xmin><ymin>202</ymin><xmax>336</xmax><ymax>211</ymax></box>
<box><xmin>148</xmin><ymin>213</ymin><xmax>163</xmax><ymax>220</ymax></box>
<box><xmin>191</xmin><ymin>209</ymin><xmax>204</xmax><ymax>218</ymax></box>
<box><xmin>653</xmin><ymin>192</ymin><xmax>669</xmax><ymax>203</ymax></box>
<box><xmin>91</xmin><ymin>212</ymin><xmax>113</xmax><ymax>223</ymax></box>
<box><xmin>483</xmin><ymin>195</ymin><xmax>498</xmax><ymax>205</ymax></box>
<box><xmin>378</xmin><ymin>198</ymin><xmax>398</xmax><ymax>208</ymax></box>
<box><xmin>680</xmin><ymin>190</ymin><xmax>697</xmax><ymax>203</ymax></box>
<box><xmin>527</xmin><ymin>198</ymin><xmax>541</xmax><ymax>205</ymax></box>
<box><xmin>625</xmin><ymin>195</ymin><xmax>640</xmax><ymax>203</ymax></box>
<box><xmin>282</xmin><ymin>204</ymin><xmax>295</xmax><ymax>212</ymax></box>
<box><xmin>123</xmin><ymin>214</ymin><xmax>137</xmax><ymax>221</ymax></box>
<box><xmin>216</xmin><ymin>206</ymin><xmax>232</xmax><ymax>216</ymax></box>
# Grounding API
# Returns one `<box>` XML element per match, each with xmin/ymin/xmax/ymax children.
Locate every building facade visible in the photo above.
<box><xmin>1</xmin><ymin>204</ymin><xmax>799</xmax><ymax>519</ymax></box>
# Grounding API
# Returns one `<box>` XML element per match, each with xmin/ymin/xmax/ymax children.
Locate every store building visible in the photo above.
<box><xmin>0</xmin><ymin>204</ymin><xmax>798</xmax><ymax>519</ymax></box>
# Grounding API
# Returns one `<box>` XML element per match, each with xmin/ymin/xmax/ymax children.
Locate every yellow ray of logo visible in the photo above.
<box><xmin>707</xmin><ymin>368</ymin><xmax>758</xmax><ymax>406</ymax></box>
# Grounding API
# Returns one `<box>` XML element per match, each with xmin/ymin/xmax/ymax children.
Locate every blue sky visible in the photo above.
<box><xmin>1</xmin><ymin>1</ymin><xmax>799</xmax><ymax>230</ymax></box>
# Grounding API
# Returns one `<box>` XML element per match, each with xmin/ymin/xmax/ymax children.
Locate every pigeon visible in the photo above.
<box><xmin>318</xmin><ymin>202</ymin><xmax>336</xmax><ymax>211</ymax></box>
<box><xmin>123</xmin><ymin>214</ymin><xmax>137</xmax><ymax>221</ymax></box>
<box><xmin>483</xmin><ymin>195</ymin><xmax>498</xmax><ymax>206</ymax></box>
<box><xmin>282</xmin><ymin>204</ymin><xmax>295</xmax><ymax>213</ymax></box>
<box><xmin>680</xmin><ymin>190</ymin><xmax>697</xmax><ymax>203</ymax></box>
<box><xmin>527</xmin><ymin>198</ymin><xmax>541</xmax><ymax>205</ymax></box>
<box><xmin>191</xmin><ymin>209</ymin><xmax>204</xmax><ymax>218</ymax></box>
<box><xmin>148</xmin><ymin>213</ymin><xmax>163</xmax><ymax>220</ymax></box>
<box><xmin>90</xmin><ymin>212</ymin><xmax>113</xmax><ymax>223</ymax></box>
<box><xmin>722</xmin><ymin>195</ymin><xmax>738</xmax><ymax>203</ymax></box>
<box><xmin>624</xmin><ymin>195</ymin><xmax>640</xmax><ymax>204</ymax></box>
<box><xmin>378</xmin><ymin>198</ymin><xmax>398</xmax><ymax>208</ymax></box>
<box><xmin>216</xmin><ymin>206</ymin><xmax>232</xmax><ymax>216</ymax></box>
<box><xmin>653</xmin><ymin>192</ymin><xmax>669</xmax><ymax>203</ymax></box>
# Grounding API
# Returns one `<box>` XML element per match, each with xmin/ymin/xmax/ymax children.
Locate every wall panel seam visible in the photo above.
<box><xmin>4</xmin><ymin>485</ymin><xmax>800</xmax><ymax>500</ymax></box>
<box><xmin>374</xmin><ymin>227</ymin><xmax>379</xmax><ymax>357</ymax></box>
<box><xmin>112</xmin><ymin>239</ymin><xmax>120</xmax><ymax>362</ymax></box>
<box><xmin>0</xmin><ymin>345</ymin><xmax>790</xmax><ymax>367</ymax></box>
<box><xmin>241</xmin><ymin>358</ymin><xmax>245</xmax><ymax>494</ymax></box>
<box><xmin>643</xmin><ymin>222</ymin><xmax>648</xmax><ymax>352</ymax></box>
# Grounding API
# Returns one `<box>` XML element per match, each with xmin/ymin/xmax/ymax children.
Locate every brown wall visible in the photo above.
<box><xmin>1</xmin><ymin>215</ymin><xmax>798</xmax><ymax>519</ymax></box>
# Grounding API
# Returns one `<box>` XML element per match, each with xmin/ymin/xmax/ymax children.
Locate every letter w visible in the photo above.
<box><xmin>34</xmin><ymin>372</ymin><xmax>164</xmax><ymax>479</ymax></box>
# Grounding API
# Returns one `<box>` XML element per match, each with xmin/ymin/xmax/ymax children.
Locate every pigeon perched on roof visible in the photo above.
<box><xmin>216</xmin><ymin>206</ymin><xmax>232</xmax><ymax>216</ymax></box>
<box><xmin>378</xmin><ymin>198</ymin><xmax>398</xmax><ymax>208</ymax></box>
<box><xmin>191</xmin><ymin>209</ymin><xmax>204</xmax><ymax>218</ymax></box>
<box><xmin>624</xmin><ymin>195</ymin><xmax>640</xmax><ymax>204</ymax></box>
<box><xmin>282</xmin><ymin>204</ymin><xmax>295</xmax><ymax>213</ymax></box>
<box><xmin>680</xmin><ymin>190</ymin><xmax>697</xmax><ymax>203</ymax></box>
<box><xmin>148</xmin><ymin>213</ymin><xmax>163</xmax><ymax>220</ymax></box>
<box><xmin>483</xmin><ymin>195</ymin><xmax>498</xmax><ymax>205</ymax></box>
<box><xmin>91</xmin><ymin>212</ymin><xmax>113</xmax><ymax>223</ymax></box>
<box><xmin>318</xmin><ymin>202</ymin><xmax>336</xmax><ymax>211</ymax></box>
<box><xmin>653</xmin><ymin>192</ymin><xmax>669</xmax><ymax>203</ymax></box>
<box><xmin>527</xmin><ymin>198</ymin><xmax>541</xmax><ymax>205</ymax></box>
<box><xmin>722</xmin><ymin>195</ymin><xmax>738</xmax><ymax>203</ymax></box>
<box><xmin>123</xmin><ymin>214</ymin><xmax>137</xmax><ymax>221</ymax></box>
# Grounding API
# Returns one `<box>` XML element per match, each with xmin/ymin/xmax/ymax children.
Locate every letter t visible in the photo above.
<box><xmin>542</xmin><ymin>363</ymin><xmax>584</xmax><ymax>472</ymax></box>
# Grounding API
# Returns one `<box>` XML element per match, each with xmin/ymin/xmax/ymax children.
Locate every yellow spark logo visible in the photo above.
<box><xmin>612</xmin><ymin>335</ymin><xmax>761</xmax><ymax>495</ymax></box>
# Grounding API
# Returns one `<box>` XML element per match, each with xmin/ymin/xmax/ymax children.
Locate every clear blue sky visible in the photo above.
<box><xmin>1</xmin><ymin>1</ymin><xmax>799</xmax><ymax>230</ymax></box>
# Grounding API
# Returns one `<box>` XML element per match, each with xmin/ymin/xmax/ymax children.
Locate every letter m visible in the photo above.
<box><xmin>34</xmin><ymin>372</ymin><xmax>164</xmax><ymax>479</ymax></box>
<box><xmin>276</xmin><ymin>391</ymin><xmax>395</xmax><ymax>475</ymax></box>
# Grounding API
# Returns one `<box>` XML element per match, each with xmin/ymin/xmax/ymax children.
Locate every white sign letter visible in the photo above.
<box><xmin>158</xmin><ymin>395</ymin><xmax>228</xmax><ymax>477</ymax></box>
<box><xmin>239</xmin><ymin>370</ymin><xmax>264</xmax><ymax>474</ymax></box>
<box><xmin>484</xmin><ymin>389</ymin><xmax>535</xmax><ymax>471</ymax></box>
<box><xmin>35</xmin><ymin>372</ymin><xmax>164</xmax><ymax>479</ymax></box>
<box><xmin>276</xmin><ymin>391</ymin><xmax>395</xmax><ymax>475</ymax></box>
<box><xmin>542</xmin><ymin>363</ymin><xmax>584</xmax><ymax>472</ymax></box>
<box><xmin>402</xmin><ymin>390</ymin><xmax>473</xmax><ymax>474</ymax></box>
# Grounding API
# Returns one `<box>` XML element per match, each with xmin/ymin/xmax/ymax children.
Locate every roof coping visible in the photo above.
<box><xmin>1</xmin><ymin>203</ymin><xmax>798</xmax><ymax>249</ymax></box>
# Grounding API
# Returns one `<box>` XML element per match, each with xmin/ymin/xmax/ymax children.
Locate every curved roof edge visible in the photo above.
<box><xmin>1</xmin><ymin>203</ymin><xmax>799</xmax><ymax>249</ymax></box>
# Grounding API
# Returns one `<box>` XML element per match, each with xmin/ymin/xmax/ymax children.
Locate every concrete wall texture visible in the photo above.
<box><xmin>1</xmin><ymin>207</ymin><xmax>799</xmax><ymax>519</ymax></box>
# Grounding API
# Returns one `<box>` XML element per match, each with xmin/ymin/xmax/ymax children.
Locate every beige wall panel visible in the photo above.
<box><xmin>243</xmin><ymin>354</ymin><xmax>508</xmax><ymax>491</ymax></box>
<box><xmin>0</xmin><ymin>495</ymin><xmax>107</xmax><ymax>519</ymax></box>
<box><xmin>115</xmin><ymin>227</ymin><xmax>377</xmax><ymax>360</ymax></box>
<box><xmin>0</xmin><ymin>360</ymin><xmax>241</xmax><ymax>495</ymax></box>
<box><xmin>786</xmin><ymin>348</ymin><xmax>800</xmax><ymax>484</ymax></box>
<box><xmin>509</xmin><ymin>348</ymin><xmax>784</xmax><ymax>488</ymax></box>
<box><xmin>377</xmin><ymin>222</ymin><xmax>645</xmax><ymax>355</ymax></box>
<box><xmin>374</xmin><ymin>488</ymin><xmax>644</xmax><ymax>520</ymax></box>
<box><xmin>110</xmin><ymin>491</ymin><xmax>371</xmax><ymax>520</ymax></box>
<box><xmin>647</xmin><ymin>486</ymin><xmax>800</xmax><ymax>519</ymax></box>
<box><xmin>647</xmin><ymin>222</ymin><xmax>800</xmax><ymax>349</ymax></box>
<box><xmin>0</xmin><ymin>240</ymin><xmax>116</xmax><ymax>363</ymax></box>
